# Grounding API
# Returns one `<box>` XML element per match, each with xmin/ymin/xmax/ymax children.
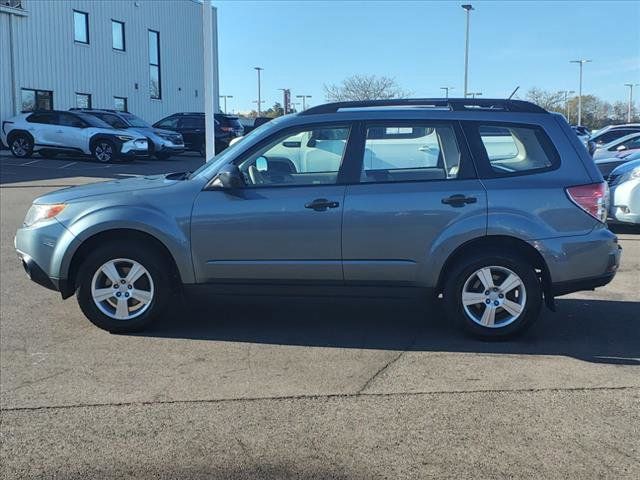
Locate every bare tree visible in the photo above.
<box><xmin>525</xmin><ymin>88</ymin><xmax>566</xmax><ymax>112</ymax></box>
<box><xmin>324</xmin><ymin>75</ymin><xmax>410</xmax><ymax>102</ymax></box>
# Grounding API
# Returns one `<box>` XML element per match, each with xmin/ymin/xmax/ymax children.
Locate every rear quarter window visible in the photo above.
<box><xmin>467</xmin><ymin>123</ymin><xmax>560</xmax><ymax>177</ymax></box>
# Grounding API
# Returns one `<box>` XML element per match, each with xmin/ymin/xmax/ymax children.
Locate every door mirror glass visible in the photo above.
<box><xmin>210</xmin><ymin>164</ymin><xmax>244</xmax><ymax>189</ymax></box>
<box><xmin>255</xmin><ymin>156</ymin><xmax>268</xmax><ymax>172</ymax></box>
<box><xmin>616</xmin><ymin>145</ymin><xmax>627</xmax><ymax>151</ymax></box>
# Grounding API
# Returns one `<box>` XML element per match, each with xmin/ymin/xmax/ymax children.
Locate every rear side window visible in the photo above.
<box><xmin>155</xmin><ymin>116</ymin><xmax>179</xmax><ymax>129</ymax></box>
<box><xmin>180</xmin><ymin>116</ymin><xmax>204</xmax><ymax>129</ymax></box>
<box><xmin>27</xmin><ymin>112</ymin><xmax>55</xmax><ymax>124</ymax></box>
<box><xmin>360</xmin><ymin>123</ymin><xmax>462</xmax><ymax>183</ymax></box>
<box><xmin>474</xmin><ymin>124</ymin><xmax>559</xmax><ymax>175</ymax></box>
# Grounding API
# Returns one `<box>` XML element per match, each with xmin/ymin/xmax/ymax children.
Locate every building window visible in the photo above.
<box><xmin>112</xmin><ymin>20</ymin><xmax>125</xmax><ymax>51</ymax></box>
<box><xmin>148</xmin><ymin>30</ymin><xmax>161</xmax><ymax>99</ymax></box>
<box><xmin>73</xmin><ymin>10</ymin><xmax>89</xmax><ymax>44</ymax></box>
<box><xmin>114</xmin><ymin>96</ymin><xmax>128</xmax><ymax>112</ymax></box>
<box><xmin>21</xmin><ymin>89</ymin><xmax>53</xmax><ymax>112</ymax></box>
<box><xmin>75</xmin><ymin>93</ymin><xmax>92</xmax><ymax>109</ymax></box>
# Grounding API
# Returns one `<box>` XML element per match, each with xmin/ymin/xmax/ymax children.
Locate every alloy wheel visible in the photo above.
<box><xmin>91</xmin><ymin>258</ymin><xmax>154</xmax><ymax>320</ymax></box>
<box><xmin>12</xmin><ymin>138</ymin><xmax>30</xmax><ymax>156</ymax></box>
<box><xmin>95</xmin><ymin>143</ymin><xmax>113</xmax><ymax>162</ymax></box>
<box><xmin>461</xmin><ymin>266</ymin><xmax>527</xmax><ymax>328</ymax></box>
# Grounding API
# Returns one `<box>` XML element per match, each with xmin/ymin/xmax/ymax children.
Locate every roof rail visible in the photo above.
<box><xmin>299</xmin><ymin>98</ymin><xmax>547</xmax><ymax>115</ymax></box>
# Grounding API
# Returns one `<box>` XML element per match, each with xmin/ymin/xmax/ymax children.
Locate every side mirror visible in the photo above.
<box><xmin>616</xmin><ymin>145</ymin><xmax>627</xmax><ymax>151</ymax></box>
<box><xmin>210</xmin><ymin>164</ymin><xmax>244</xmax><ymax>189</ymax></box>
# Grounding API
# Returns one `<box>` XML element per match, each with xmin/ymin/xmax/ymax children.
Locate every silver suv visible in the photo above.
<box><xmin>14</xmin><ymin>99</ymin><xmax>622</xmax><ymax>338</ymax></box>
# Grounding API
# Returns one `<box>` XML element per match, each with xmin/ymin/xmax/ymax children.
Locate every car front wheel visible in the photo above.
<box><xmin>76</xmin><ymin>244</ymin><xmax>170</xmax><ymax>333</ymax></box>
<box><xmin>443</xmin><ymin>251</ymin><xmax>542</xmax><ymax>339</ymax></box>
<box><xmin>92</xmin><ymin>140</ymin><xmax>116</xmax><ymax>163</ymax></box>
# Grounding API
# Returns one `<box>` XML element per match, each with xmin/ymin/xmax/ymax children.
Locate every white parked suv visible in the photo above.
<box><xmin>1</xmin><ymin>110</ymin><xmax>149</xmax><ymax>163</ymax></box>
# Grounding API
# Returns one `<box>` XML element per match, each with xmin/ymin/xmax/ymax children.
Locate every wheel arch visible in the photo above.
<box><xmin>435</xmin><ymin>235</ymin><xmax>554</xmax><ymax>309</ymax></box>
<box><xmin>64</xmin><ymin>228</ymin><xmax>184</xmax><ymax>299</ymax></box>
<box><xmin>7</xmin><ymin>129</ymin><xmax>34</xmax><ymax>145</ymax></box>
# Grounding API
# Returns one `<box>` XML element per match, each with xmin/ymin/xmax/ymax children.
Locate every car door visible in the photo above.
<box><xmin>341</xmin><ymin>121</ymin><xmax>487</xmax><ymax>285</ymax></box>
<box><xmin>56</xmin><ymin>113</ymin><xmax>89</xmax><ymax>152</ymax></box>
<box><xmin>190</xmin><ymin>124</ymin><xmax>355</xmax><ymax>283</ymax></box>
<box><xmin>178</xmin><ymin>115</ymin><xmax>204</xmax><ymax>150</ymax></box>
<box><xmin>25</xmin><ymin>112</ymin><xmax>59</xmax><ymax>147</ymax></box>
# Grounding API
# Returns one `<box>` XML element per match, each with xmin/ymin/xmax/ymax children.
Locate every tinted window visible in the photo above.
<box><xmin>361</xmin><ymin>124</ymin><xmax>461</xmax><ymax>183</ymax></box>
<box><xmin>238</xmin><ymin>126</ymin><xmax>351</xmax><ymax>187</ymax></box>
<box><xmin>478</xmin><ymin>124</ymin><xmax>558</xmax><ymax>174</ymax></box>
<box><xmin>217</xmin><ymin>116</ymin><xmax>242</xmax><ymax>128</ymax></box>
<box><xmin>618</xmin><ymin>136</ymin><xmax>640</xmax><ymax>150</ymax></box>
<box><xmin>112</xmin><ymin>20</ymin><xmax>125</xmax><ymax>51</ymax></box>
<box><xmin>27</xmin><ymin>112</ymin><xmax>54</xmax><ymax>124</ymax></box>
<box><xmin>93</xmin><ymin>113</ymin><xmax>128</xmax><ymax>129</ymax></box>
<box><xmin>73</xmin><ymin>11</ymin><xmax>89</xmax><ymax>44</ymax></box>
<box><xmin>121</xmin><ymin>113</ymin><xmax>149</xmax><ymax>128</ymax></box>
<box><xmin>57</xmin><ymin>113</ymin><xmax>86</xmax><ymax>128</ymax></box>
<box><xmin>74</xmin><ymin>113</ymin><xmax>112</xmax><ymax>128</ymax></box>
<box><xmin>180</xmin><ymin>116</ymin><xmax>204</xmax><ymax>129</ymax></box>
<box><xmin>597</xmin><ymin>129</ymin><xmax>634</xmax><ymax>144</ymax></box>
<box><xmin>155</xmin><ymin>117</ymin><xmax>179</xmax><ymax>129</ymax></box>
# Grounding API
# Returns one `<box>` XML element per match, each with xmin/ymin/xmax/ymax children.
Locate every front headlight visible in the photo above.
<box><xmin>116</xmin><ymin>135</ymin><xmax>134</xmax><ymax>141</ymax></box>
<box><xmin>618</xmin><ymin>167</ymin><xmax>640</xmax><ymax>184</ymax></box>
<box><xmin>23</xmin><ymin>204</ymin><xmax>66</xmax><ymax>227</ymax></box>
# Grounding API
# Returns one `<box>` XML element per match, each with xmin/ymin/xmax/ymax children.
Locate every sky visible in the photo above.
<box><xmin>215</xmin><ymin>0</ymin><xmax>640</xmax><ymax>113</ymax></box>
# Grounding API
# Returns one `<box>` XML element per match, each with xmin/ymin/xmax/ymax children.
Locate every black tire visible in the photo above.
<box><xmin>443</xmin><ymin>250</ymin><xmax>542</xmax><ymax>339</ymax></box>
<box><xmin>9</xmin><ymin>133</ymin><xmax>34</xmax><ymax>158</ymax></box>
<box><xmin>155</xmin><ymin>152</ymin><xmax>172</xmax><ymax>161</ymax></box>
<box><xmin>75</xmin><ymin>243</ymin><xmax>170</xmax><ymax>333</ymax></box>
<box><xmin>91</xmin><ymin>139</ymin><xmax>117</xmax><ymax>163</ymax></box>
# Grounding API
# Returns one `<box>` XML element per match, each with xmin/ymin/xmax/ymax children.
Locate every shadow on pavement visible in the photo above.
<box><xmin>141</xmin><ymin>296</ymin><xmax>640</xmax><ymax>366</ymax></box>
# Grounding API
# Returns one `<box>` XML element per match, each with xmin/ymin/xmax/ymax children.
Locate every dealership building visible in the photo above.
<box><xmin>0</xmin><ymin>0</ymin><xmax>219</xmax><ymax>125</ymax></box>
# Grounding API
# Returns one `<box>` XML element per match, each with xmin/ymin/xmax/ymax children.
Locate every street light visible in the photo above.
<box><xmin>219</xmin><ymin>95</ymin><xmax>233</xmax><ymax>113</ymax></box>
<box><xmin>296</xmin><ymin>94</ymin><xmax>312</xmax><ymax>110</ymax></box>
<box><xmin>254</xmin><ymin>66</ymin><xmax>264</xmax><ymax>116</ymax></box>
<box><xmin>561</xmin><ymin>90</ymin><xmax>575</xmax><ymax>123</ymax></box>
<box><xmin>570</xmin><ymin>59</ymin><xmax>591</xmax><ymax>126</ymax></box>
<box><xmin>440</xmin><ymin>86</ymin><xmax>455</xmax><ymax>99</ymax></box>
<box><xmin>461</xmin><ymin>4</ymin><xmax>474</xmax><ymax>98</ymax></box>
<box><xmin>278</xmin><ymin>88</ymin><xmax>290</xmax><ymax>114</ymax></box>
<box><xmin>624</xmin><ymin>83</ymin><xmax>639</xmax><ymax>123</ymax></box>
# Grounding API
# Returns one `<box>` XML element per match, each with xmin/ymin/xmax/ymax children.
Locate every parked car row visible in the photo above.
<box><xmin>1</xmin><ymin>109</ymin><xmax>246</xmax><ymax>162</ymax></box>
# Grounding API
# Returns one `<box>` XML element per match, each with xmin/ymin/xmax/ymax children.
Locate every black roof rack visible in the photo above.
<box><xmin>299</xmin><ymin>98</ymin><xmax>547</xmax><ymax>115</ymax></box>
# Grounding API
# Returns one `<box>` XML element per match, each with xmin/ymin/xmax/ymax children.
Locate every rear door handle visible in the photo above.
<box><xmin>305</xmin><ymin>198</ymin><xmax>340</xmax><ymax>211</ymax></box>
<box><xmin>441</xmin><ymin>194</ymin><xmax>477</xmax><ymax>207</ymax></box>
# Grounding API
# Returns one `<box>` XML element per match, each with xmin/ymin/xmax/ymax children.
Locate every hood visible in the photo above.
<box><xmin>34</xmin><ymin>174</ymin><xmax>180</xmax><ymax>204</ymax></box>
<box><xmin>610</xmin><ymin>158</ymin><xmax>640</xmax><ymax>177</ymax></box>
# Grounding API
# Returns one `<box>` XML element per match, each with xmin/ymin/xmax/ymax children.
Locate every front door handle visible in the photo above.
<box><xmin>305</xmin><ymin>198</ymin><xmax>340</xmax><ymax>212</ymax></box>
<box><xmin>441</xmin><ymin>194</ymin><xmax>477</xmax><ymax>207</ymax></box>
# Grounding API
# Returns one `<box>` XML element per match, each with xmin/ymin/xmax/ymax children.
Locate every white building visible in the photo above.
<box><xmin>0</xmin><ymin>0</ymin><xmax>219</xmax><ymax>124</ymax></box>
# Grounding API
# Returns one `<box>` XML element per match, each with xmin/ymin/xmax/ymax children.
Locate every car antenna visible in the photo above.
<box><xmin>508</xmin><ymin>86</ymin><xmax>520</xmax><ymax>99</ymax></box>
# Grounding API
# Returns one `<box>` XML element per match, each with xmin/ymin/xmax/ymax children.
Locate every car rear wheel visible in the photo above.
<box><xmin>443</xmin><ymin>251</ymin><xmax>542</xmax><ymax>339</ymax></box>
<box><xmin>76</xmin><ymin>244</ymin><xmax>170</xmax><ymax>333</ymax></box>
<box><xmin>92</xmin><ymin>140</ymin><xmax>116</xmax><ymax>163</ymax></box>
<box><xmin>9</xmin><ymin>133</ymin><xmax>33</xmax><ymax>158</ymax></box>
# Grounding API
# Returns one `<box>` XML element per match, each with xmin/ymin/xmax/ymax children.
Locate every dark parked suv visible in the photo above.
<box><xmin>153</xmin><ymin>112</ymin><xmax>244</xmax><ymax>156</ymax></box>
<box><xmin>14</xmin><ymin>99</ymin><xmax>621</xmax><ymax>338</ymax></box>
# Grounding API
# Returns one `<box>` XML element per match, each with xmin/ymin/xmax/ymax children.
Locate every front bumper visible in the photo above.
<box><xmin>121</xmin><ymin>138</ymin><xmax>149</xmax><ymax>155</ymax></box>
<box><xmin>609</xmin><ymin>178</ymin><xmax>640</xmax><ymax>225</ymax></box>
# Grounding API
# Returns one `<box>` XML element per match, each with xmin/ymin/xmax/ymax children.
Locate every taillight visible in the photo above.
<box><xmin>566</xmin><ymin>182</ymin><xmax>609</xmax><ymax>223</ymax></box>
<box><xmin>220</xmin><ymin>126</ymin><xmax>233</xmax><ymax>132</ymax></box>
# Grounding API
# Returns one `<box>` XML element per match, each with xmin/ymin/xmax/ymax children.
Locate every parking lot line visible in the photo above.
<box><xmin>59</xmin><ymin>162</ymin><xmax>77</xmax><ymax>169</ymax></box>
<box><xmin>20</xmin><ymin>160</ymin><xmax>40</xmax><ymax>166</ymax></box>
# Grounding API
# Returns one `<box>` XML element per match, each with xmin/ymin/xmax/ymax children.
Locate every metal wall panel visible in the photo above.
<box><xmin>0</xmin><ymin>0</ymin><xmax>218</xmax><ymax>124</ymax></box>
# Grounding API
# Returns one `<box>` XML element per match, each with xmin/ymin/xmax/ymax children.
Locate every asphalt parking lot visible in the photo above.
<box><xmin>1</xmin><ymin>150</ymin><xmax>639</xmax><ymax>479</ymax></box>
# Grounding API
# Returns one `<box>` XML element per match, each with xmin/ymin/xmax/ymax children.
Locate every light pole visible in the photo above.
<box><xmin>561</xmin><ymin>90</ymin><xmax>575</xmax><ymax>123</ymax></box>
<box><xmin>462</xmin><ymin>4</ymin><xmax>474</xmax><ymax>98</ymax></box>
<box><xmin>278</xmin><ymin>88</ymin><xmax>290</xmax><ymax>114</ymax></box>
<box><xmin>296</xmin><ymin>95</ymin><xmax>311</xmax><ymax>110</ymax></box>
<box><xmin>440</xmin><ymin>86</ymin><xmax>454</xmax><ymax>99</ymax></box>
<box><xmin>570</xmin><ymin>59</ymin><xmax>591</xmax><ymax>126</ymax></box>
<box><xmin>624</xmin><ymin>83</ymin><xmax>639</xmax><ymax>123</ymax></box>
<box><xmin>219</xmin><ymin>95</ymin><xmax>233</xmax><ymax>113</ymax></box>
<box><xmin>254</xmin><ymin>66</ymin><xmax>264</xmax><ymax>116</ymax></box>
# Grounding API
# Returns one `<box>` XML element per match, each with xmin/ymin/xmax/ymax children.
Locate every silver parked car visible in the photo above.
<box><xmin>607</xmin><ymin>158</ymin><xmax>640</xmax><ymax>225</ymax></box>
<box><xmin>592</xmin><ymin>132</ymin><xmax>640</xmax><ymax>160</ymax></box>
<box><xmin>14</xmin><ymin>99</ymin><xmax>621</xmax><ymax>339</ymax></box>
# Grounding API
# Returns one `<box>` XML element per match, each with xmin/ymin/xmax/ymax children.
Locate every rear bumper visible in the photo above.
<box><xmin>551</xmin><ymin>271</ymin><xmax>617</xmax><ymax>297</ymax></box>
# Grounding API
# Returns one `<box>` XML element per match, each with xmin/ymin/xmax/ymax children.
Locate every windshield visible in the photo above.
<box><xmin>121</xmin><ymin>113</ymin><xmax>150</xmax><ymax>128</ymax></box>
<box><xmin>74</xmin><ymin>112</ymin><xmax>113</xmax><ymax>129</ymax></box>
<box><xmin>189</xmin><ymin>116</ymin><xmax>287</xmax><ymax>179</ymax></box>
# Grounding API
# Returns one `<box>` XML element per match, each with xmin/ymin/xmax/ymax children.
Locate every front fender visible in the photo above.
<box><xmin>54</xmin><ymin>204</ymin><xmax>195</xmax><ymax>284</ymax></box>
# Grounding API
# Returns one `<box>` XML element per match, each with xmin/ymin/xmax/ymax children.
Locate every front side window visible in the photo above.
<box><xmin>614</xmin><ymin>135</ymin><xmax>640</xmax><ymax>151</ymax></box>
<box><xmin>73</xmin><ymin>10</ymin><xmax>89</xmax><ymax>44</ymax></box>
<box><xmin>238</xmin><ymin>126</ymin><xmax>351</xmax><ymax>187</ymax></box>
<box><xmin>57</xmin><ymin>113</ymin><xmax>86</xmax><ymax>128</ymax></box>
<box><xmin>75</xmin><ymin>92</ymin><xmax>91</xmax><ymax>109</ymax></box>
<box><xmin>27</xmin><ymin>112</ymin><xmax>54</xmax><ymax>124</ymax></box>
<box><xmin>155</xmin><ymin>117</ymin><xmax>179</xmax><ymax>129</ymax></box>
<box><xmin>361</xmin><ymin>123</ymin><xmax>461</xmax><ymax>183</ymax></box>
<box><xmin>21</xmin><ymin>88</ymin><xmax>53</xmax><ymax>111</ymax></box>
<box><xmin>148</xmin><ymin>30</ymin><xmax>161</xmax><ymax>99</ymax></box>
<box><xmin>114</xmin><ymin>96</ymin><xmax>127</xmax><ymax>112</ymax></box>
<box><xmin>477</xmin><ymin>124</ymin><xmax>558</xmax><ymax>174</ymax></box>
<box><xmin>112</xmin><ymin>20</ymin><xmax>125</xmax><ymax>51</ymax></box>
